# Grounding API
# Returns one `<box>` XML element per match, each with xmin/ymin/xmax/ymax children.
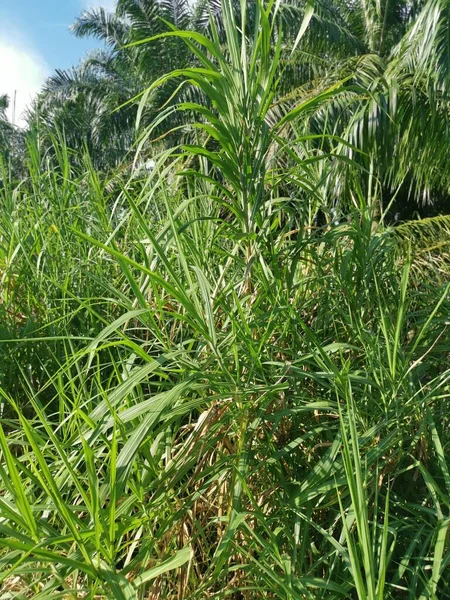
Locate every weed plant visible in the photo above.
<box><xmin>0</xmin><ymin>1</ymin><xmax>449</xmax><ymax>598</ymax></box>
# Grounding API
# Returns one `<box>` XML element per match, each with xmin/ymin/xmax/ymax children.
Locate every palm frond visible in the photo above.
<box><xmin>392</xmin><ymin>215</ymin><xmax>450</xmax><ymax>281</ymax></box>
<box><xmin>71</xmin><ymin>7</ymin><xmax>128</xmax><ymax>46</ymax></box>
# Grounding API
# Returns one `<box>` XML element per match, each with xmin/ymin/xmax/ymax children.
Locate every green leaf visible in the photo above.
<box><xmin>132</xmin><ymin>546</ymin><xmax>193</xmax><ymax>588</ymax></box>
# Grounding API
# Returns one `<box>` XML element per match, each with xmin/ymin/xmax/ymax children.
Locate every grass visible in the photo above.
<box><xmin>0</xmin><ymin>1</ymin><xmax>449</xmax><ymax>598</ymax></box>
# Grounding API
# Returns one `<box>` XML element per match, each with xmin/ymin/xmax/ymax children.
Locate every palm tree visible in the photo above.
<box><xmin>0</xmin><ymin>94</ymin><xmax>12</xmax><ymax>153</ymax></box>
<box><xmin>0</xmin><ymin>94</ymin><xmax>26</xmax><ymax>178</ymax></box>
<box><xmin>33</xmin><ymin>52</ymin><xmax>139</xmax><ymax>170</ymax></box>
<box><xmin>32</xmin><ymin>0</ymin><xmax>195</xmax><ymax>170</ymax></box>
<box><xmin>272</xmin><ymin>0</ymin><xmax>450</xmax><ymax>218</ymax></box>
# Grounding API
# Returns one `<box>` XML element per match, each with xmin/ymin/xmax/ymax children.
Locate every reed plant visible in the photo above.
<box><xmin>0</xmin><ymin>1</ymin><xmax>449</xmax><ymax>598</ymax></box>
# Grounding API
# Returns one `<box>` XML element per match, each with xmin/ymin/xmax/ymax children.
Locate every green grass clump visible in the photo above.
<box><xmin>0</xmin><ymin>1</ymin><xmax>449</xmax><ymax>598</ymax></box>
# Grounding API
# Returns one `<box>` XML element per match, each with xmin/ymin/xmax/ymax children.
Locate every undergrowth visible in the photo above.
<box><xmin>0</xmin><ymin>1</ymin><xmax>449</xmax><ymax>598</ymax></box>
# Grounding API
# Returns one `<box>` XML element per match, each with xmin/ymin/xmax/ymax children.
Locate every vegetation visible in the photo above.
<box><xmin>0</xmin><ymin>0</ymin><xmax>449</xmax><ymax>598</ymax></box>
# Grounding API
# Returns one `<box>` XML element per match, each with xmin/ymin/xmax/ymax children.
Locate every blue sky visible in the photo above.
<box><xmin>0</xmin><ymin>0</ymin><xmax>116</xmax><ymax>124</ymax></box>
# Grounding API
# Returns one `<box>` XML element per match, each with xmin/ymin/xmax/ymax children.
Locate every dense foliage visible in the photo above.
<box><xmin>0</xmin><ymin>0</ymin><xmax>449</xmax><ymax>598</ymax></box>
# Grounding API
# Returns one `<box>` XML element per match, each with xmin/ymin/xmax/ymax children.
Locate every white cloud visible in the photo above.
<box><xmin>0</xmin><ymin>31</ymin><xmax>49</xmax><ymax>127</ymax></box>
<box><xmin>81</xmin><ymin>0</ymin><xmax>117</xmax><ymax>11</ymax></box>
